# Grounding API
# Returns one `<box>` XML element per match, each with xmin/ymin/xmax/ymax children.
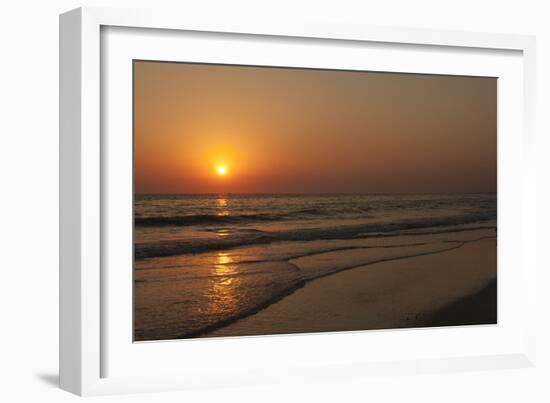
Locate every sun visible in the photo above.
<box><xmin>216</xmin><ymin>165</ymin><xmax>228</xmax><ymax>176</ymax></box>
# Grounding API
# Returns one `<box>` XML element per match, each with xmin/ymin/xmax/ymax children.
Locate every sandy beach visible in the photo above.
<box><xmin>207</xmin><ymin>236</ymin><xmax>496</xmax><ymax>337</ymax></box>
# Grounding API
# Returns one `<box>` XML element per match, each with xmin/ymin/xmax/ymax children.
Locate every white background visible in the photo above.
<box><xmin>0</xmin><ymin>0</ymin><xmax>548</xmax><ymax>402</ymax></box>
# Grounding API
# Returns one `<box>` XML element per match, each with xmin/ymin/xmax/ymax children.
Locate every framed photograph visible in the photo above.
<box><xmin>60</xmin><ymin>7</ymin><xmax>537</xmax><ymax>396</ymax></box>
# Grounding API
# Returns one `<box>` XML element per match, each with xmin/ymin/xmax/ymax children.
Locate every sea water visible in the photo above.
<box><xmin>134</xmin><ymin>193</ymin><xmax>496</xmax><ymax>340</ymax></box>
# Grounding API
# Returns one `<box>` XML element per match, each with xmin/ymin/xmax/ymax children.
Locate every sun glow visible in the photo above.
<box><xmin>216</xmin><ymin>165</ymin><xmax>228</xmax><ymax>176</ymax></box>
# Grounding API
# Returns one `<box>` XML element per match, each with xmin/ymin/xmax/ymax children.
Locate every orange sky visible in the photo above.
<box><xmin>134</xmin><ymin>61</ymin><xmax>496</xmax><ymax>194</ymax></box>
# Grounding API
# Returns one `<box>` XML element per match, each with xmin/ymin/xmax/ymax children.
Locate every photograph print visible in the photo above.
<box><xmin>133</xmin><ymin>61</ymin><xmax>497</xmax><ymax>342</ymax></box>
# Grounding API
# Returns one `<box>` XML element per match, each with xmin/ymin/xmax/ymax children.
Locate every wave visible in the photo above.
<box><xmin>134</xmin><ymin>208</ymin><xmax>330</xmax><ymax>227</ymax></box>
<box><xmin>135</xmin><ymin>213</ymin><xmax>279</xmax><ymax>227</ymax></box>
<box><xmin>135</xmin><ymin>212</ymin><xmax>496</xmax><ymax>259</ymax></box>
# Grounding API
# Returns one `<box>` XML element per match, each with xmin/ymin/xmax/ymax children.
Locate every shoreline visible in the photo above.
<box><xmin>138</xmin><ymin>239</ymin><xmax>469</xmax><ymax>341</ymax></box>
<box><xmin>206</xmin><ymin>237</ymin><xmax>497</xmax><ymax>338</ymax></box>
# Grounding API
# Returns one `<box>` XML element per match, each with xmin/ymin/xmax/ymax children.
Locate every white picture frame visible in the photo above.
<box><xmin>59</xmin><ymin>6</ymin><xmax>537</xmax><ymax>396</ymax></box>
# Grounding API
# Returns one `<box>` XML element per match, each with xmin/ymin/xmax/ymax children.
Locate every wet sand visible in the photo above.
<box><xmin>207</xmin><ymin>237</ymin><xmax>496</xmax><ymax>337</ymax></box>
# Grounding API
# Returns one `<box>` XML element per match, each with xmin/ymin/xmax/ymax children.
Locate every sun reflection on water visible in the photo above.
<box><xmin>216</xmin><ymin>252</ymin><xmax>233</xmax><ymax>266</ymax></box>
<box><xmin>213</xmin><ymin>252</ymin><xmax>237</xmax><ymax>285</ymax></box>
<box><xmin>216</xmin><ymin>196</ymin><xmax>229</xmax><ymax>217</ymax></box>
<box><xmin>206</xmin><ymin>252</ymin><xmax>239</xmax><ymax>314</ymax></box>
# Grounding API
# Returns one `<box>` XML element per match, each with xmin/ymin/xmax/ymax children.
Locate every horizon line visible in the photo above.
<box><xmin>135</xmin><ymin>191</ymin><xmax>497</xmax><ymax>196</ymax></box>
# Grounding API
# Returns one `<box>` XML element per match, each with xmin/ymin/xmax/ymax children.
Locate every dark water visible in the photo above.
<box><xmin>134</xmin><ymin>193</ymin><xmax>496</xmax><ymax>341</ymax></box>
<box><xmin>134</xmin><ymin>193</ymin><xmax>496</xmax><ymax>259</ymax></box>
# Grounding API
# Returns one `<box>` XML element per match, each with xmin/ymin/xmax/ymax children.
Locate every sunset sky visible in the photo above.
<box><xmin>134</xmin><ymin>61</ymin><xmax>496</xmax><ymax>194</ymax></box>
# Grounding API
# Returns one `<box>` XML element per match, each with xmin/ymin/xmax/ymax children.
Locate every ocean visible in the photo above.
<box><xmin>134</xmin><ymin>193</ymin><xmax>496</xmax><ymax>341</ymax></box>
